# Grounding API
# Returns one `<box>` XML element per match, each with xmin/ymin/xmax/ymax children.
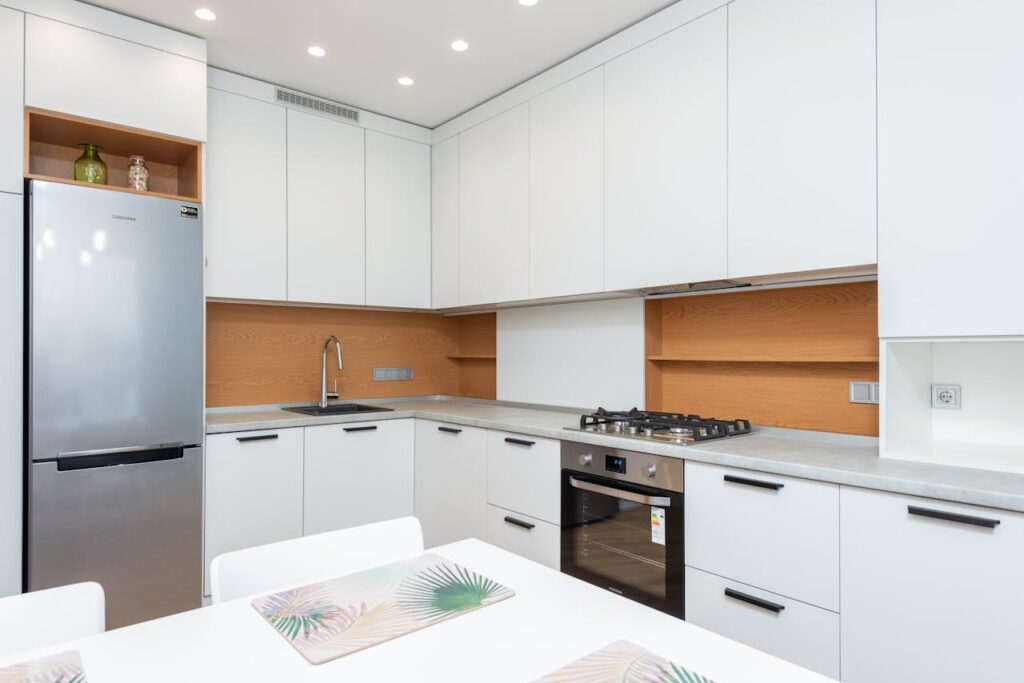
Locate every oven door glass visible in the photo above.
<box><xmin>561</xmin><ymin>471</ymin><xmax>683</xmax><ymax>618</ymax></box>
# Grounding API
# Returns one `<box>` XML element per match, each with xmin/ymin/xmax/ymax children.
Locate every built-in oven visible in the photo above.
<box><xmin>560</xmin><ymin>441</ymin><xmax>684</xmax><ymax>618</ymax></box>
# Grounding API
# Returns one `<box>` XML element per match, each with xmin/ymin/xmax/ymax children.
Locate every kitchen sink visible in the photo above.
<box><xmin>283</xmin><ymin>403</ymin><xmax>394</xmax><ymax>417</ymax></box>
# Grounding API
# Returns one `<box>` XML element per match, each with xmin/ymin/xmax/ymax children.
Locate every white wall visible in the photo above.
<box><xmin>497</xmin><ymin>298</ymin><xmax>645</xmax><ymax>409</ymax></box>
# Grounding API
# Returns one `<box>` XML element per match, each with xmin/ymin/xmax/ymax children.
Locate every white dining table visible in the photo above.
<box><xmin>0</xmin><ymin>539</ymin><xmax>834</xmax><ymax>681</ymax></box>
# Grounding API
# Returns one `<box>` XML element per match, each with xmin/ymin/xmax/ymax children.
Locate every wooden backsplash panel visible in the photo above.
<box><xmin>647</xmin><ymin>282</ymin><xmax>880</xmax><ymax>435</ymax></box>
<box><xmin>207</xmin><ymin>303</ymin><xmax>464</xmax><ymax>407</ymax></box>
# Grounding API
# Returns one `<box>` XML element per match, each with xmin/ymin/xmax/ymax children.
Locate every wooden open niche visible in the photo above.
<box><xmin>25</xmin><ymin>108</ymin><xmax>202</xmax><ymax>202</ymax></box>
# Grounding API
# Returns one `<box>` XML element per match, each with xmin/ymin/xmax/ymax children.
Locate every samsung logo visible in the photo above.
<box><xmin>180</xmin><ymin>206</ymin><xmax>199</xmax><ymax>220</ymax></box>
<box><xmin>111</xmin><ymin>214</ymin><xmax>136</xmax><ymax>222</ymax></box>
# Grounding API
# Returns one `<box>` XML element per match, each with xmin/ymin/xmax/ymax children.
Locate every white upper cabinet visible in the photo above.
<box><xmin>431</xmin><ymin>137</ymin><xmax>460</xmax><ymax>309</ymax></box>
<box><xmin>287</xmin><ymin>110</ymin><xmax>365</xmax><ymax>306</ymax></box>
<box><xmin>205</xmin><ymin>89</ymin><xmax>287</xmax><ymax>301</ymax></box>
<box><xmin>878</xmin><ymin>0</ymin><xmax>1024</xmax><ymax>337</ymax></box>
<box><xmin>24</xmin><ymin>16</ymin><xmax>206</xmax><ymax>141</ymax></box>
<box><xmin>459</xmin><ymin>104</ymin><xmax>530</xmax><ymax>306</ymax></box>
<box><xmin>727</xmin><ymin>0</ymin><xmax>876</xmax><ymax>279</ymax></box>
<box><xmin>529</xmin><ymin>69</ymin><xmax>605</xmax><ymax>299</ymax></box>
<box><xmin>604</xmin><ymin>8</ymin><xmax>727</xmax><ymax>291</ymax></box>
<box><xmin>366</xmin><ymin>131</ymin><xmax>431</xmax><ymax>309</ymax></box>
<box><xmin>0</xmin><ymin>7</ymin><xmax>23</xmax><ymax>195</ymax></box>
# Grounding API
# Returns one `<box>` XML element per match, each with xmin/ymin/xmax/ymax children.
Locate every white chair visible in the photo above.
<box><xmin>210</xmin><ymin>516</ymin><xmax>424</xmax><ymax>604</ymax></box>
<box><xmin>0</xmin><ymin>582</ymin><xmax>105</xmax><ymax>657</ymax></box>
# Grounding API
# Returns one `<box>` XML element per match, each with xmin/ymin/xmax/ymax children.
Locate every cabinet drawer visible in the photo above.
<box><xmin>486</xmin><ymin>431</ymin><xmax>560</xmax><ymax>524</ymax></box>
<box><xmin>685</xmin><ymin>461</ymin><xmax>838</xmax><ymax>610</ymax></box>
<box><xmin>486</xmin><ymin>505</ymin><xmax>560</xmax><ymax>570</ymax></box>
<box><xmin>685</xmin><ymin>567</ymin><xmax>839</xmax><ymax>680</ymax></box>
<box><xmin>204</xmin><ymin>428</ymin><xmax>304</xmax><ymax>596</ymax></box>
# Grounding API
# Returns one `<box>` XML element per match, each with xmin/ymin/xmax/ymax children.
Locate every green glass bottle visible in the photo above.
<box><xmin>74</xmin><ymin>144</ymin><xmax>108</xmax><ymax>185</ymax></box>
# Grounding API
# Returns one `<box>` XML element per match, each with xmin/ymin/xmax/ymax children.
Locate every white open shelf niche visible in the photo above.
<box><xmin>881</xmin><ymin>338</ymin><xmax>1024</xmax><ymax>474</ymax></box>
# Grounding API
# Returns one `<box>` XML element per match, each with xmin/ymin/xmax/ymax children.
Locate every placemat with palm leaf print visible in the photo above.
<box><xmin>252</xmin><ymin>553</ymin><xmax>514</xmax><ymax>664</ymax></box>
<box><xmin>0</xmin><ymin>651</ymin><xmax>87</xmax><ymax>683</ymax></box>
<box><xmin>535</xmin><ymin>640</ymin><xmax>715</xmax><ymax>683</ymax></box>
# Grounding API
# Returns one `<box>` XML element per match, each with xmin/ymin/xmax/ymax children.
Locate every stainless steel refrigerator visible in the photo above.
<box><xmin>26</xmin><ymin>179</ymin><xmax>204</xmax><ymax>628</ymax></box>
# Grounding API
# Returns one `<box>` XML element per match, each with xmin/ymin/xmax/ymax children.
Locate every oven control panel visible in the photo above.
<box><xmin>561</xmin><ymin>441</ymin><xmax>684</xmax><ymax>493</ymax></box>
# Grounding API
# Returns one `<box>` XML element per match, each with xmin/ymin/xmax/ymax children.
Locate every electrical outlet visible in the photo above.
<box><xmin>849</xmin><ymin>381</ymin><xmax>879</xmax><ymax>404</ymax></box>
<box><xmin>931</xmin><ymin>384</ymin><xmax>961</xmax><ymax>410</ymax></box>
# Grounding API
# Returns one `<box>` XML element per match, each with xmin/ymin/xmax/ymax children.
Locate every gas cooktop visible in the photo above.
<box><xmin>564</xmin><ymin>407</ymin><xmax>752</xmax><ymax>445</ymax></box>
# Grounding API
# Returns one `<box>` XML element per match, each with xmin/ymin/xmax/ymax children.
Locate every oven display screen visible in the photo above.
<box><xmin>605</xmin><ymin>455</ymin><xmax>627</xmax><ymax>474</ymax></box>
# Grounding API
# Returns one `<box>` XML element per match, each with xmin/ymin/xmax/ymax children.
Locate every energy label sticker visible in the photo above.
<box><xmin>651</xmin><ymin>507</ymin><xmax>666</xmax><ymax>546</ymax></box>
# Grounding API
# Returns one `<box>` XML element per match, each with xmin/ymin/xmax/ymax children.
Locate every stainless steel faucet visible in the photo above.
<box><xmin>320</xmin><ymin>336</ymin><xmax>343</xmax><ymax>408</ymax></box>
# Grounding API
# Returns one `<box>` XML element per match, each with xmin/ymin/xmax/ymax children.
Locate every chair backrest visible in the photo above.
<box><xmin>210</xmin><ymin>516</ymin><xmax>424</xmax><ymax>604</ymax></box>
<box><xmin>0</xmin><ymin>582</ymin><xmax>105</xmax><ymax>658</ymax></box>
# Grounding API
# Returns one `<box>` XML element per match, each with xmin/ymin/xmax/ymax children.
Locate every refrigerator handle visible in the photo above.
<box><xmin>56</xmin><ymin>444</ymin><xmax>185</xmax><ymax>471</ymax></box>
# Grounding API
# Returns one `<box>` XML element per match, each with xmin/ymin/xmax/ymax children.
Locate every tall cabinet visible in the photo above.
<box><xmin>603</xmin><ymin>7</ymin><xmax>728</xmax><ymax>291</ymax></box>
<box><xmin>727</xmin><ymin>0</ymin><xmax>876</xmax><ymax>279</ymax></box>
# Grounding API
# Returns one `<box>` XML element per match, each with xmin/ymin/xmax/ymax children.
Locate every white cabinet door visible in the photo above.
<box><xmin>485</xmin><ymin>432</ymin><xmax>560</xmax><ymax>525</ymax></box>
<box><xmin>24</xmin><ymin>16</ymin><xmax>206</xmax><ymax>141</ymax></box>
<box><xmin>485</xmin><ymin>505</ymin><xmax>560</xmax><ymax>571</ymax></box>
<box><xmin>287</xmin><ymin>110</ymin><xmax>365</xmax><ymax>306</ymax></box>
<box><xmin>529</xmin><ymin>69</ymin><xmax>604</xmax><ymax>299</ymax></box>
<box><xmin>878</xmin><ymin>0</ymin><xmax>1024</xmax><ymax>337</ymax></box>
<box><xmin>431</xmin><ymin>137</ymin><xmax>460</xmax><ymax>309</ymax></box>
<box><xmin>728</xmin><ymin>0</ymin><xmax>876</xmax><ymax>279</ymax></box>
<box><xmin>604</xmin><ymin>8</ymin><xmax>727</xmax><ymax>291</ymax></box>
<box><xmin>0</xmin><ymin>7</ymin><xmax>23</xmax><ymax>195</ymax></box>
<box><xmin>0</xmin><ymin>194</ymin><xmax>22</xmax><ymax>597</ymax></box>
<box><xmin>414</xmin><ymin>421</ymin><xmax>487</xmax><ymax>548</ymax></box>
<box><xmin>841</xmin><ymin>487</ymin><xmax>1024</xmax><ymax>682</ymax></box>
<box><xmin>205</xmin><ymin>89</ymin><xmax>287</xmax><ymax>301</ymax></box>
<box><xmin>366</xmin><ymin>131</ymin><xmax>431</xmax><ymax>308</ymax></box>
<box><xmin>686</xmin><ymin>567</ymin><xmax>840</xmax><ymax>679</ymax></box>
<box><xmin>304</xmin><ymin>420</ymin><xmax>414</xmax><ymax>536</ymax></box>
<box><xmin>685</xmin><ymin>462</ymin><xmax>839</xmax><ymax>611</ymax></box>
<box><xmin>204</xmin><ymin>429</ymin><xmax>304</xmax><ymax>596</ymax></box>
<box><xmin>459</xmin><ymin>104</ymin><xmax>530</xmax><ymax>306</ymax></box>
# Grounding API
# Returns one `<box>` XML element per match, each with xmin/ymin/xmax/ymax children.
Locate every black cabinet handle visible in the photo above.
<box><xmin>503</xmin><ymin>516</ymin><xmax>535</xmax><ymax>530</ymax></box>
<box><xmin>438</xmin><ymin>427</ymin><xmax>463</xmax><ymax>434</ymax></box>
<box><xmin>725</xmin><ymin>588</ymin><xmax>785</xmax><ymax>614</ymax></box>
<box><xmin>504</xmin><ymin>437</ymin><xmax>535</xmax><ymax>447</ymax></box>
<box><xmin>724</xmin><ymin>474</ymin><xmax>784</xmax><ymax>491</ymax></box>
<box><xmin>343</xmin><ymin>426</ymin><xmax>379</xmax><ymax>433</ymax></box>
<box><xmin>236</xmin><ymin>434</ymin><xmax>279</xmax><ymax>443</ymax></box>
<box><xmin>908</xmin><ymin>505</ymin><xmax>1000</xmax><ymax>529</ymax></box>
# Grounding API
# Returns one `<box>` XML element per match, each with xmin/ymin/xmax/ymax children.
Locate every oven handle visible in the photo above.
<box><xmin>569</xmin><ymin>476</ymin><xmax>672</xmax><ymax>507</ymax></box>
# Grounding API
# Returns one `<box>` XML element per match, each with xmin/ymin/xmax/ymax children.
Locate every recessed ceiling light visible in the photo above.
<box><xmin>307</xmin><ymin>45</ymin><xmax>326</xmax><ymax>57</ymax></box>
<box><xmin>398</xmin><ymin>76</ymin><xmax>415</xmax><ymax>86</ymax></box>
<box><xmin>194</xmin><ymin>8</ymin><xmax>216</xmax><ymax>21</ymax></box>
<box><xmin>519</xmin><ymin>0</ymin><xmax>538</xmax><ymax>6</ymax></box>
<box><xmin>451</xmin><ymin>39</ymin><xmax>469</xmax><ymax>52</ymax></box>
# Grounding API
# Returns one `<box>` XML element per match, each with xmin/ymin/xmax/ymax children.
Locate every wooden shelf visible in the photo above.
<box><xmin>25</xmin><ymin>108</ymin><xmax>202</xmax><ymax>202</ymax></box>
<box><xmin>447</xmin><ymin>354</ymin><xmax>497</xmax><ymax>360</ymax></box>
<box><xmin>647</xmin><ymin>355</ymin><xmax>879</xmax><ymax>364</ymax></box>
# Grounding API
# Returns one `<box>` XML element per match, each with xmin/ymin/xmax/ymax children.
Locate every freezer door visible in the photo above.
<box><xmin>28</xmin><ymin>180</ymin><xmax>203</xmax><ymax>461</ymax></box>
<box><xmin>27</xmin><ymin>446</ymin><xmax>203</xmax><ymax>628</ymax></box>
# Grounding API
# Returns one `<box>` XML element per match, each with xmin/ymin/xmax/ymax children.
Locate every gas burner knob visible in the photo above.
<box><xmin>578</xmin><ymin>453</ymin><xmax>593</xmax><ymax>467</ymax></box>
<box><xmin>645</xmin><ymin>463</ymin><xmax>658</xmax><ymax>478</ymax></box>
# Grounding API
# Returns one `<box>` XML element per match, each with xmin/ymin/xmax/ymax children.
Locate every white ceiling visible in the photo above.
<box><xmin>86</xmin><ymin>0</ymin><xmax>678</xmax><ymax>128</ymax></box>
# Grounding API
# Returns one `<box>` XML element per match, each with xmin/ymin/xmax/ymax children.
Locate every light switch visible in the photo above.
<box><xmin>849</xmin><ymin>381</ymin><xmax>879</xmax><ymax>405</ymax></box>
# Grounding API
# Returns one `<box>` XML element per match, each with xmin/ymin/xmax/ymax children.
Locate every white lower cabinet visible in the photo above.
<box><xmin>685</xmin><ymin>567</ymin><xmax>839</xmax><ymax>679</ymax></box>
<box><xmin>303</xmin><ymin>420</ymin><xmax>414</xmax><ymax>536</ymax></box>
<box><xmin>485</xmin><ymin>431</ymin><xmax>560</xmax><ymax>525</ymax></box>
<box><xmin>414</xmin><ymin>421</ymin><xmax>487</xmax><ymax>548</ymax></box>
<box><xmin>485</xmin><ymin>505</ymin><xmax>560</xmax><ymax>570</ymax></box>
<box><xmin>840</xmin><ymin>487</ymin><xmax>1024</xmax><ymax>682</ymax></box>
<box><xmin>204</xmin><ymin>429</ymin><xmax>304</xmax><ymax>596</ymax></box>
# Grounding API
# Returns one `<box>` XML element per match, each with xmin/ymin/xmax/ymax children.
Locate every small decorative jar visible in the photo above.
<box><xmin>127</xmin><ymin>155</ymin><xmax>149</xmax><ymax>192</ymax></box>
<box><xmin>74</xmin><ymin>144</ymin><xmax>107</xmax><ymax>185</ymax></box>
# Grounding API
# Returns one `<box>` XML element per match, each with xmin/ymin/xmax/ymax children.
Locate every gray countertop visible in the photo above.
<box><xmin>206</xmin><ymin>396</ymin><xmax>1024</xmax><ymax>513</ymax></box>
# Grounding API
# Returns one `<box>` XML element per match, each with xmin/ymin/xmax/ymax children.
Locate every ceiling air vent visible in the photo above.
<box><xmin>275</xmin><ymin>89</ymin><xmax>360</xmax><ymax>123</ymax></box>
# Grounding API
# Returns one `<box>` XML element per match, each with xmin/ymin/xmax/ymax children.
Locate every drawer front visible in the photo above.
<box><xmin>486</xmin><ymin>431</ymin><xmax>560</xmax><ymax>524</ymax></box>
<box><xmin>486</xmin><ymin>505</ymin><xmax>560</xmax><ymax>570</ymax></box>
<box><xmin>204</xmin><ymin>428</ymin><xmax>304</xmax><ymax>596</ymax></box>
<box><xmin>685</xmin><ymin>461</ymin><xmax>839</xmax><ymax>610</ymax></box>
<box><xmin>685</xmin><ymin>567</ymin><xmax>839</xmax><ymax>680</ymax></box>
<box><xmin>414</xmin><ymin>420</ymin><xmax>488</xmax><ymax>548</ymax></box>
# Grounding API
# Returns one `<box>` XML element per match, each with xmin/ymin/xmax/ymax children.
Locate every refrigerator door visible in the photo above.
<box><xmin>28</xmin><ymin>447</ymin><xmax>202</xmax><ymax>628</ymax></box>
<box><xmin>28</xmin><ymin>180</ymin><xmax>203</xmax><ymax>462</ymax></box>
